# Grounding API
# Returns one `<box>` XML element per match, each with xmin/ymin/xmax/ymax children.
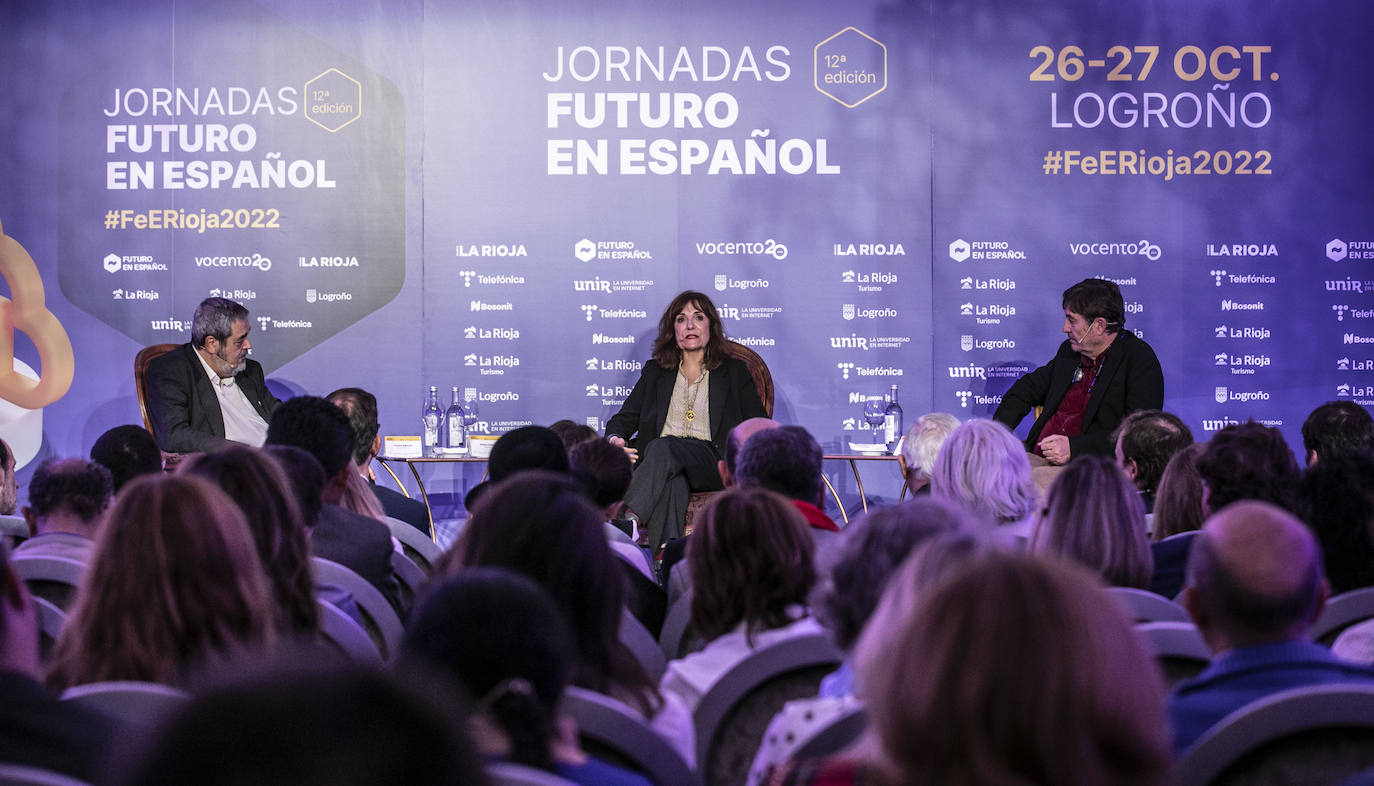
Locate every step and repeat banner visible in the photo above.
<box><xmin>0</xmin><ymin>0</ymin><xmax>1370</xmax><ymax>503</ymax></box>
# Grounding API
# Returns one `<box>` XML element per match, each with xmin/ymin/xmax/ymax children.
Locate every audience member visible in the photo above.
<box><xmin>1114</xmin><ymin>409</ymin><xmax>1193</xmax><ymax>512</ymax></box>
<box><xmin>897</xmin><ymin>412</ymin><xmax>960</xmax><ymax>495</ymax></box>
<box><xmin>14</xmin><ymin>458</ymin><xmax>112</xmax><ymax>562</ymax></box>
<box><xmin>1195</xmin><ymin>420</ymin><xmax>1301</xmax><ymax>514</ymax></box>
<box><xmin>338</xmin><ymin>467</ymin><xmax>388</xmax><ymax>522</ymax></box>
<box><xmin>402</xmin><ymin>569</ymin><xmax>650</xmax><ymax>786</ymax></box>
<box><xmin>265</xmin><ymin>396</ymin><xmax>403</xmax><ymax>615</ymax></box>
<box><xmin>1170</xmin><ymin>501</ymin><xmax>1374</xmax><ymax>751</ymax></box>
<box><xmin>0</xmin><ymin>438</ymin><xmax>16</xmax><ymax>516</ymax></box>
<box><xmin>1302</xmin><ymin>400</ymin><xmax>1374</xmax><ymax>466</ymax></box>
<box><xmin>263</xmin><ymin>445</ymin><xmax>326</xmax><ymax>526</ymax></box>
<box><xmin>550</xmin><ymin>419</ymin><xmax>600</xmax><ymax>450</ymax></box>
<box><xmin>930</xmin><ymin>418</ymin><xmax>1039</xmax><ymax>540</ymax></box>
<box><xmin>47</xmin><ymin>474</ymin><xmax>277</xmax><ymax>689</ymax></box>
<box><xmin>1029</xmin><ymin>455</ymin><xmax>1152</xmax><ymax>588</ymax></box>
<box><xmin>0</xmin><ymin>542</ymin><xmax>115</xmax><ymax>781</ymax></box>
<box><xmin>180</xmin><ymin>446</ymin><xmax>320</xmax><ymax>637</ymax></box>
<box><xmin>661</xmin><ymin>487</ymin><xmax>820</xmax><ymax>712</ymax></box>
<box><xmin>439</xmin><ymin>471</ymin><xmax>692</xmax><ymax>764</ymax></box>
<box><xmin>734</xmin><ymin>425</ymin><xmax>842</xmax><ymax>551</ymax></box>
<box><xmin>1148</xmin><ymin>443</ymin><xmax>1207</xmax><ymax>598</ymax></box>
<box><xmin>569</xmin><ymin>437</ymin><xmax>654</xmax><ymax>577</ymax></box>
<box><xmin>1295</xmin><ymin>452</ymin><xmax>1374</xmax><ymax>594</ymax></box>
<box><xmin>113</xmin><ymin>665</ymin><xmax>486</xmax><ymax>786</ymax></box>
<box><xmin>326</xmin><ymin>387</ymin><xmax>429</xmax><ymax>533</ymax></box>
<box><xmin>809</xmin><ymin>551</ymin><xmax>1170</xmax><ymax>786</ymax></box>
<box><xmin>462</xmin><ymin>425</ymin><xmax>569</xmax><ymax>510</ymax></box>
<box><xmin>89</xmin><ymin>425</ymin><xmax>163</xmax><ymax>492</ymax></box>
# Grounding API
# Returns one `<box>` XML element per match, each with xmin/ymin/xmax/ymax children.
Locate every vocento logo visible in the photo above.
<box><xmin>695</xmin><ymin>239</ymin><xmax>788</xmax><ymax>260</ymax></box>
<box><xmin>1067</xmin><ymin>238</ymin><xmax>1161</xmax><ymax>261</ymax></box>
<box><xmin>194</xmin><ymin>253</ymin><xmax>272</xmax><ymax>271</ymax></box>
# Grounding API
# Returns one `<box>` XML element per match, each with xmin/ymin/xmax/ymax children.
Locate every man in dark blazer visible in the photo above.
<box><xmin>145</xmin><ymin>297</ymin><xmax>281</xmax><ymax>453</ymax></box>
<box><xmin>994</xmin><ymin>278</ymin><xmax>1163</xmax><ymax>463</ymax></box>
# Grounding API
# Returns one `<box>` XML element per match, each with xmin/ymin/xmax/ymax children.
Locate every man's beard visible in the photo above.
<box><xmin>215</xmin><ymin>347</ymin><xmax>246</xmax><ymax>377</ymax></box>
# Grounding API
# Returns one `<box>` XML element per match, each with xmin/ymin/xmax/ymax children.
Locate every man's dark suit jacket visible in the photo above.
<box><xmin>312</xmin><ymin>504</ymin><xmax>405</xmax><ymax>615</ymax></box>
<box><xmin>993</xmin><ymin>329</ymin><xmax>1163</xmax><ymax>458</ymax></box>
<box><xmin>0</xmin><ymin>670</ymin><xmax>115</xmax><ymax>781</ymax></box>
<box><xmin>145</xmin><ymin>342</ymin><xmax>282</xmax><ymax>453</ymax></box>
<box><xmin>605</xmin><ymin>356</ymin><xmax>767</xmax><ymax>486</ymax></box>
<box><xmin>371</xmin><ymin>481</ymin><xmax>430</xmax><ymax>535</ymax></box>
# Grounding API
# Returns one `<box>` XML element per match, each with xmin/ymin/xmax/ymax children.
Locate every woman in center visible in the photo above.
<box><xmin>606</xmin><ymin>290</ymin><xmax>768</xmax><ymax>551</ymax></box>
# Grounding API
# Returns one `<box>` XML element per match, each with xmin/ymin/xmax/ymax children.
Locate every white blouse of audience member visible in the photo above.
<box><xmin>659</xmin><ymin>607</ymin><xmax>822</xmax><ymax>712</ymax></box>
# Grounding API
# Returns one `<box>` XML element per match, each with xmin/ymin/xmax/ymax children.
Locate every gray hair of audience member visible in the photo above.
<box><xmin>1114</xmin><ymin>409</ymin><xmax>1193</xmax><ymax>493</ymax></box>
<box><xmin>734</xmin><ymin>425</ymin><xmax>823</xmax><ymax>503</ymax></box>
<box><xmin>815</xmin><ymin>498</ymin><xmax>978</xmax><ymax>652</ymax></box>
<box><xmin>90</xmin><ymin>425</ymin><xmax>163</xmax><ymax>492</ymax></box>
<box><xmin>930</xmin><ymin>418</ymin><xmax>1038</xmax><ymax>527</ymax></box>
<box><xmin>1185</xmin><ymin>501</ymin><xmax>1327</xmax><ymax>646</ymax></box>
<box><xmin>326</xmin><ymin>387</ymin><xmax>380</xmax><ymax>466</ymax></box>
<box><xmin>1029</xmin><ymin>456</ymin><xmax>1152</xmax><ymax>589</ymax></box>
<box><xmin>25</xmin><ymin>458</ymin><xmax>113</xmax><ymax>523</ymax></box>
<box><xmin>899</xmin><ymin>412</ymin><xmax>961</xmax><ymax>484</ymax></box>
<box><xmin>190</xmin><ymin>297</ymin><xmax>249</xmax><ymax>348</ymax></box>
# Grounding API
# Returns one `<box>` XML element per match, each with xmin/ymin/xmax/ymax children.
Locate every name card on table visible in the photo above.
<box><xmin>383</xmin><ymin>436</ymin><xmax>423</xmax><ymax>459</ymax></box>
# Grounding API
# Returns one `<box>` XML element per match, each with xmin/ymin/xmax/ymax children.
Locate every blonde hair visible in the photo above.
<box><xmin>855</xmin><ymin>552</ymin><xmax>1169</xmax><ymax>786</ymax></box>
<box><xmin>339</xmin><ymin>467</ymin><xmax>387</xmax><ymax>522</ymax></box>
<box><xmin>1029</xmin><ymin>456</ymin><xmax>1153</xmax><ymax>588</ymax></box>
<box><xmin>47</xmin><ymin>474</ymin><xmax>276</xmax><ymax>689</ymax></box>
<box><xmin>930</xmin><ymin>419</ymin><xmax>1038</xmax><ymax>526</ymax></box>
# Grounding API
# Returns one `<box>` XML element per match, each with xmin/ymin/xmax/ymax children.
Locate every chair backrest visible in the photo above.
<box><xmin>619</xmin><ymin>607</ymin><xmax>667</xmax><ymax>682</ymax></box>
<box><xmin>383</xmin><ymin>516</ymin><xmax>442</xmax><ymax>570</ymax></box>
<box><xmin>660</xmin><ymin>590</ymin><xmax>700</xmax><ymax>662</ymax></box>
<box><xmin>562</xmin><ymin>686</ymin><xmax>703</xmax><ymax>786</ymax></box>
<box><xmin>0</xmin><ymin>763</ymin><xmax>94</xmax><ymax>786</ymax></box>
<box><xmin>133</xmin><ymin>343</ymin><xmax>179</xmax><ymax>434</ymax></box>
<box><xmin>1135</xmin><ymin>621</ymin><xmax>1212</xmax><ymax>687</ymax></box>
<box><xmin>0</xmin><ymin>514</ymin><xmax>28</xmax><ymax>551</ymax></box>
<box><xmin>1311</xmin><ymin>587</ymin><xmax>1374</xmax><ymax>645</ymax></box>
<box><xmin>311</xmin><ymin>557</ymin><xmax>405</xmax><ymax>661</ymax></box>
<box><xmin>1107</xmin><ymin>586</ymin><xmax>1191</xmax><ymax>623</ymax></box>
<box><xmin>317</xmin><ymin>598</ymin><xmax>382</xmax><ymax>665</ymax></box>
<box><xmin>31</xmin><ymin>596</ymin><xmax>67</xmax><ymax>665</ymax></box>
<box><xmin>790</xmin><ymin>704</ymin><xmax>869</xmax><ymax>761</ymax></box>
<box><xmin>390</xmin><ymin>551</ymin><xmax>424</xmax><ymax>612</ymax></box>
<box><xmin>485</xmin><ymin>763</ymin><xmax>580</xmax><ymax>786</ymax></box>
<box><xmin>10</xmin><ymin>555</ymin><xmax>86</xmax><ymax>611</ymax></box>
<box><xmin>59</xmin><ymin>681</ymin><xmax>189</xmax><ymax>730</ymax></box>
<box><xmin>724</xmin><ymin>341</ymin><xmax>774</xmax><ymax>418</ymax></box>
<box><xmin>1171</xmin><ymin>684</ymin><xmax>1374</xmax><ymax>786</ymax></box>
<box><xmin>694</xmin><ymin>633</ymin><xmax>843</xmax><ymax>786</ymax></box>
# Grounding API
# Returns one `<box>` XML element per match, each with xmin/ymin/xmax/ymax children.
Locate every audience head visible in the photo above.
<box><xmin>1302</xmin><ymin>400</ymin><xmax>1374</xmax><ymax>466</ymax></box>
<box><xmin>0</xmin><ymin>437</ymin><xmax>16</xmax><ymax>516</ymax></box>
<box><xmin>443</xmin><ymin>471</ymin><xmax>660</xmax><ymax>715</ymax></box>
<box><xmin>114</xmin><ymin>666</ymin><xmax>485</xmax><ymax>786</ymax></box>
<box><xmin>856</xmin><ymin>552</ymin><xmax>1169</xmax><ymax>786</ymax></box>
<box><xmin>325</xmin><ymin>387</ymin><xmax>380</xmax><ymax>467</ymax></box>
<box><xmin>338</xmin><ymin>467</ymin><xmax>386</xmax><ymax>521</ymax></box>
<box><xmin>1295</xmin><ymin>453</ymin><xmax>1374</xmax><ymax>594</ymax></box>
<box><xmin>568</xmin><ymin>437</ymin><xmax>633</xmax><ymax>514</ymax></box>
<box><xmin>816</xmin><ymin>498</ymin><xmax>976</xmax><ymax>653</ymax></box>
<box><xmin>1151</xmin><ymin>443</ymin><xmax>1207</xmax><ymax>541</ymax></box>
<box><xmin>930</xmin><ymin>418</ymin><xmax>1039</xmax><ymax>527</ymax></box>
<box><xmin>1030</xmin><ymin>456</ymin><xmax>1152</xmax><ymax>588</ymax></box>
<box><xmin>734</xmin><ymin>425</ymin><xmax>823</xmax><ymax>504</ymax></box>
<box><xmin>403</xmin><ymin>568</ymin><xmax>571</xmax><ymax>773</ymax></box>
<box><xmin>1195</xmin><ymin>421</ymin><xmax>1300</xmax><ymax>514</ymax></box>
<box><xmin>21</xmin><ymin>458</ymin><xmax>113</xmax><ymax>540</ymax></box>
<box><xmin>548</xmin><ymin>419</ymin><xmax>599</xmax><ymax>450</ymax></box>
<box><xmin>719</xmin><ymin>417</ymin><xmax>779</xmax><ymax>486</ymax></box>
<box><xmin>262</xmin><ymin>445</ymin><xmax>326</xmax><ymax>527</ymax></box>
<box><xmin>465</xmin><ymin>426</ymin><xmax>569</xmax><ymax>509</ymax></box>
<box><xmin>652</xmin><ymin>289</ymin><xmax>729</xmax><ymax>370</ymax></box>
<box><xmin>266</xmin><ymin>396</ymin><xmax>355</xmax><ymax>504</ymax></box>
<box><xmin>1114</xmin><ymin>409</ymin><xmax>1193</xmax><ymax>493</ymax></box>
<box><xmin>688</xmin><ymin>486</ymin><xmax>816</xmax><ymax>643</ymax></box>
<box><xmin>48</xmin><ymin>474</ymin><xmax>276</xmax><ymax>689</ymax></box>
<box><xmin>898</xmin><ymin>412</ymin><xmax>960</xmax><ymax>491</ymax></box>
<box><xmin>1</xmin><ymin>541</ymin><xmax>40</xmax><ymax>677</ymax></box>
<box><xmin>180</xmin><ymin>446</ymin><xmax>319</xmax><ymax>636</ymax></box>
<box><xmin>1184</xmin><ymin>501</ymin><xmax>1327</xmax><ymax>651</ymax></box>
<box><xmin>89</xmin><ymin>425</ymin><xmax>163</xmax><ymax>492</ymax></box>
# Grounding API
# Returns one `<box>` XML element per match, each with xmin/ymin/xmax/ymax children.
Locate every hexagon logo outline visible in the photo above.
<box><xmin>304</xmin><ymin>68</ymin><xmax>362</xmax><ymax>133</ymax></box>
<box><xmin>575</xmin><ymin>239</ymin><xmax>596</xmax><ymax>262</ymax></box>
<box><xmin>814</xmin><ymin>27</ymin><xmax>888</xmax><ymax>109</ymax></box>
<box><xmin>1328</xmin><ymin>238</ymin><xmax>1348</xmax><ymax>262</ymax></box>
<box><xmin>949</xmin><ymin>239</ymin><xmax>971</xmax><ymax>262</ymax></box>
<box><xmin>103</xmin><ymin>253</ymin><xmax>121</xmax><ymax>274</ymax></box>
